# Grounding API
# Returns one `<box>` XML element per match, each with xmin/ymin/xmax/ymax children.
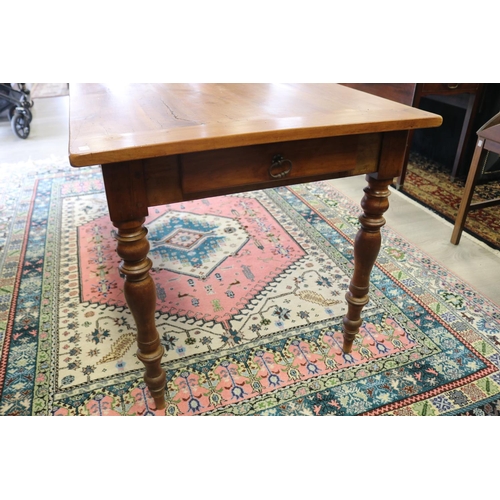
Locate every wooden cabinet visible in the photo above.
<box><xmin>399</xmin><ymin>83</ymin><xmax>485</xmax><ymax>187</ymax></box>
<box><xmin>341</xmin><ymin>83</ymin><xmax>485</xmax><ymax>188</ymax></box>
<box><xmin>420</xmin><ymin>83</ymin><xmax>481</xmax><ymax>94</ymax></box>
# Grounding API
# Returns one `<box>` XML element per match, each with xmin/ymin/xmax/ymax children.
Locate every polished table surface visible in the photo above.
<box><xmin>69</xmin><ymin>83</ymin><xmax>442</xmax><ymax>411</ymax></box>
<box><xmin>69</xmin><ymin>83</ymin><xmax>441</xmax><ymax>165</ymax></box>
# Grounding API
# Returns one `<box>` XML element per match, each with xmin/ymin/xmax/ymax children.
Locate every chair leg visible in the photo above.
<box><xmin>450</xmin><ymin>139</ymin><xmax>487</xmax><ymax>245</ymax></box>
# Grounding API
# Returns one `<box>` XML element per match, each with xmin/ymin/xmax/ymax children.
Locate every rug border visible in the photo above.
<box><xmin>0</xmin><ymin>180</ymin><xmax>39</xmax><ymax>399</ymax></box>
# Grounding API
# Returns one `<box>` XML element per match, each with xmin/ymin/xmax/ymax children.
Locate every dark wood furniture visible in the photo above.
<box><xmin>398</xmin><ymin>83</ymin><xmax>484</xmax><ymax>188</ymax></box>
<box><xmin>340</xmin><ymin>83</ymin><xmax>417</xmax><ymax>107</ymax></box>
<box><xmin>68</xmin><ymin>84</ymin><xmax>441</xmax><ymax>411</ymax></box>
<box><xmin>342</xmin><ymin>84</ymin><xmax>485</xmax><ymax>188</ymax></box>
<box><xmin>451</xmin><ymin>111</ymin><xmax>500</xmax><ymax>244</ymax></box>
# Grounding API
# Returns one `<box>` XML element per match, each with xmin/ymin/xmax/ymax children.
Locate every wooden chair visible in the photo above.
<box><xmin>450</xmin><ymin>111</ymin><xmax>500</xmax><ymax>244</ymax></box>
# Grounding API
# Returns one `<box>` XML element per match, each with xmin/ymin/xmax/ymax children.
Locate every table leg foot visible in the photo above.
<box><xmin>114</xmin><ymin>218</ymin><xmax>166</xmax><ymax>410</ymax></box>
<box><xmin>342</xmin><ymin>175</ymin><xmax>391</xmax><ymax>352</ymax></box>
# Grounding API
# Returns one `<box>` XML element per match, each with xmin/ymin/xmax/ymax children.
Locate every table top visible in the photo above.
<box><xmin>68</xmin><ymin>83</ymin><xmax>442</xmax><ymax>167</ymax></box>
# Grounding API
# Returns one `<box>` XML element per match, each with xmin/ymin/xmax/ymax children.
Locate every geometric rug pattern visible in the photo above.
<box><xmin>402</xmin><ymin>153</ymin><xmax>500</xmax><ymax>251</ymax></box>
<box><xmin>1</xmin><ymin>157</ymin><xmax>500</xmax><ymax>415</ymax></box>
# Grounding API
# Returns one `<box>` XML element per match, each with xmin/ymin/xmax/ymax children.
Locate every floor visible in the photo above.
<box><xmin>1</xmin><ymin>94</ymin><xmax>499</xmax><ymax>305</ymax></box>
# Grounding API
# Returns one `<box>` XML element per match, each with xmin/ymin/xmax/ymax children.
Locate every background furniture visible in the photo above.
<box><xmin>408</xmin><ymin>84</ymin><xmax>485</xmax><ymax>185</ymax></box>
<box><xmin>341</xmin><ymin>83</ymin><xmax>485</xmax><ymax>188</ymax></box>
<box><xmin>340</xmin><ymin>83</ymin><xmax>417</xmax><ymax>107</ymax></box>
<box><xmin>451</xmin><ymin>111</ymin><xmax>500</xmax><ymax>244</ymax></box>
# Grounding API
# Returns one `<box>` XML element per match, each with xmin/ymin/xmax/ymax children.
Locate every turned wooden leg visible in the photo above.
<box><xmin>342</xmin><ymin>175</ymin><xmax>391</xmax><ymax>352</ymax></box>
<box><xmin>114</xmin><ymin>218</ymin><xmax>166</xmax><ymax>410</ymax></box>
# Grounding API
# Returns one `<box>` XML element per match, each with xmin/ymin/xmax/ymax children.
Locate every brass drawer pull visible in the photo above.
<box><xmin>447</xmin><ymin>83</ymin><xmax>459</xmax><ymax>89</ymax></box>
<box><xmin>269</xmin><ymin>154</ymin><xmax>292</xmax><ymax>179</ymax></box>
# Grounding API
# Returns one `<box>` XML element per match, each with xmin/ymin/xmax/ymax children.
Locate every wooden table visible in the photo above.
<box><xmin>69</xmin><ymin>84</ymin><xmax>441</xmax><ymax>411</ymax></box>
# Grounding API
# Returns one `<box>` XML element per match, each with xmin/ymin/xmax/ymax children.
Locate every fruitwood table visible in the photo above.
<box><xmin>69</xmin><ymin>84</ymin><xmax>441</xmax><ymax>410</ymax></box>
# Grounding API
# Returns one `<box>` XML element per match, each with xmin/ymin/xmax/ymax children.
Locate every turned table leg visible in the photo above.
<box><xmin>342</xmin><ymin>175</ymin><xmax>391</xmax><ymax>352</ymax></box>
<box><xmin>114</xmin><ymin>218</ymin><xmax>166</xmax><ymax>410</ymax></box>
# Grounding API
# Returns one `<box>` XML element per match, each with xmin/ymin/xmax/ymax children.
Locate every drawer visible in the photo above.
<box><xmin>181</xmin><ymin>134</ymin><xmax>381</xmax><ymax>195</ymax></box>
<box><xmin>421</xmin><ymin>83</ymin><xmax>480</xmax><ymax>94</ymax></box>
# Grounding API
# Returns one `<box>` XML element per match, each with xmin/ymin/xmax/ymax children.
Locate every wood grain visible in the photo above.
<box><xmin>69</xmin><ymin>83</ymin><xmax>441</xmax><ymax>167</ymax></box>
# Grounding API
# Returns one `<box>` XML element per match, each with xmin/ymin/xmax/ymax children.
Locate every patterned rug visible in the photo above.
<box><xmin>402</xmin><ymin>153</ymin><xmax>500</xmax><ymax>250</ymax></box>
<box><xmin>1</xmin><ymin>157</ymin><xmax>500</xmax><ymax>416</ymax></box>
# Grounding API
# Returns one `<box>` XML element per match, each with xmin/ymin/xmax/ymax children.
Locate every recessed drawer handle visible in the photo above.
<box><xmin>447</xmin><ymin>83</ymin><xmax>459</xmax><ymax>89</ymax></box>
<box><xmin>269</xmin><ymin>154</ymin><xmax>293</xmax><ymax>179</ymax></box>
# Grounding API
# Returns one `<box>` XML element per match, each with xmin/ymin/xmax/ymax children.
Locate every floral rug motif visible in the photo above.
<box><xmin>402</xmin><ymin>153</ymin><xmax>500</xmax><ymax>250</ymax></box>
<box><xmin>1</xmin><ymin>158</ymin><xmax>500</xmax><ymax>416</ymax></box>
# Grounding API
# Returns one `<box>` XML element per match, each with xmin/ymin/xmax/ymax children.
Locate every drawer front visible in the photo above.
<box><xmin>181</xmin><ymin>134</ymin><xmax>381</xmax><ymax>195</ymax></box>
<box><xmin>421</xmin><ymin>83</ymin><xmax>480</xmax><ymax>94</ymax></box>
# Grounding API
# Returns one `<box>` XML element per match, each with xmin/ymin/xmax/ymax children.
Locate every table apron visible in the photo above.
<box><xmin>143</xmin><ymin>132</ymin><xmax>383</xmax><ymax>206</ymax></box>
